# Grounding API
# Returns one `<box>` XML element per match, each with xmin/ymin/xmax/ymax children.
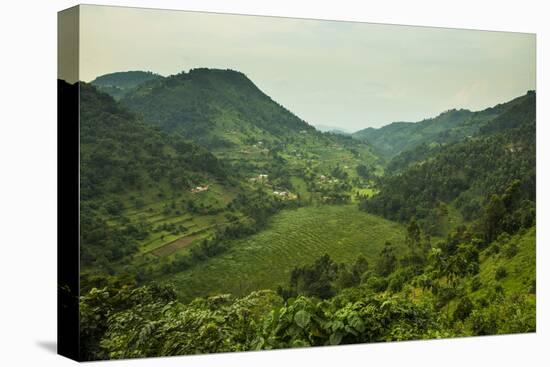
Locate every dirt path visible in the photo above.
<box><xmin>147</xmin><ymin>218</ymin><xmax>242</xmax><ymax>257</ymax></box>
<box><xmin>151</xmin><ymin>235</ymin><xmax>199</xmax><ymax>257</ymax></box>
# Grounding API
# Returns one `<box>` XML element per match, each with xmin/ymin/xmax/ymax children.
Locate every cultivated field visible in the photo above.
<box><xmin>164</xmin><ymin>204</ymin><xmax>407</xmax><ymax>300</ymax></box>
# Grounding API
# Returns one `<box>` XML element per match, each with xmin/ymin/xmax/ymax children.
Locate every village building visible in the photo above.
<box><xmin>191</xmin><ymin>184</ymin><xmax>209</xmax><ymax>193</ymax></box>
<box><xmin>250</xmin><ymin>174</ymin><xmax>269</xmax><ymax>183</ymax></box>
<box><xmin>273</xmin><ymin>190</ymin><xmax>298</xmax><ymax>200</ymax></box>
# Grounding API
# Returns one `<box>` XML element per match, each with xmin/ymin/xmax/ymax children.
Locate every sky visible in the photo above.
<box><xmin>78</xmin><ymin>5</ymin><xmax>536</xmax><ymax>131</ymax></box>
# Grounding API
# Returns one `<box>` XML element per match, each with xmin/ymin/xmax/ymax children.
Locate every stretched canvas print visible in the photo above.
<box><xmin>58</xmin><ymin>4</ymin><xmax>536</xmax><ymax>361</ymax></box>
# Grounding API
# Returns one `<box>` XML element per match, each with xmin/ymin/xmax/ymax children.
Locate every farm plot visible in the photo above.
<box><xmin>165</xmin><ymin>204</ymin><xmax>406</xmax><ymax>301</ymax></box>
<box><xmin>151</xmin><ymin>235</ymin><xmax>200</xmax><ymax>257</ymax></box>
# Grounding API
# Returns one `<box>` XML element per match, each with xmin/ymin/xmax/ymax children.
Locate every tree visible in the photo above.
<box><xmin>286</xmin><ymin>254</ymin><xmax>339</xmax><ymax>299</ymax></box>
<box><xmin>403</xmin><ymin>218</ymin><xmax>425</xmax><ymax>267</ymax></box>
<box><xmin>483</xmin><ymin>194</ymin><xmax>506</xmax><ymax>242</ymax></box>
<box><xmin>406</xmin><ymin>218</ymin><xmax>421</xmax><ymax>250</ymax></box>
<box><xmin>352</xmin><ymin>255</ymin><xmax>369</xmax><ymax>279</ymax></box>
<box><xmin>356</xmin><ymin>164</ymin><xmax>371</xmax><ymax>179</ymax></box>
<box><xmin>335</xmin><ymin>255</ymin><xmax>370</xmax><ymax>290</ymax></box>
<box><xmin>376</xmin><ymin>242</ymin><xmax>397</xmax><ymax>277</ymax></box>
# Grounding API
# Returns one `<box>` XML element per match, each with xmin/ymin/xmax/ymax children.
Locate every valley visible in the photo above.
<box><xmin>80</xmin><ymin>69</ymin><xmax>384</xmax><ymax>286</ymax></box>
<box><xmin>73</xmin><ymin>68</ymin><xmax>535</xmax><ymax>359</ymax></box>
<box><xmin>162</xmin><ymin>205</ymin><xmax>407</xmax><ymax>301</ymax></box>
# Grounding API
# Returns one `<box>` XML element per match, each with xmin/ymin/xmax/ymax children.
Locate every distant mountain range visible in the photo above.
<box><xmin>352</xmin><ymin>93</ymin><xmax>533</xmax><ymax>159</ymax></box>
<box><xmin>91</xmin><ymin>69</ymin><xmax>533</xmax><ymax>165</ymax></box>
<box><xmin>313</xmin><ymin>125</ymin><xmax>351</xmax><ymax>135</ymax></box>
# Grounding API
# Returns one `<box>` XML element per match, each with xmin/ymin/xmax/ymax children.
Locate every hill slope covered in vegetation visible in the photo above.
<box><xmin>352</xmin><ymin>93</ymin><xmax>531</xmax><ymax>159</ymax></box>
<box><xmin>361</xmin><ymin>91</ymin><xmax>535</xmax><ymax>234</ymax></box>
<box><xmin>75</xmin><ymin>70</ymin><xmax>536</xmax><ymax>360</ymax></box>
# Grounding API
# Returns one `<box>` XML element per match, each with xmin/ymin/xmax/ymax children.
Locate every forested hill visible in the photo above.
<box><xmin>80</xmin><ymin>81</ymin><xmax>227</xmax><ymax>201</ymax></box>
<box><xmin>361</xmin><ymin>91</ymin><xmax>536</xmax><ymax>236</ymax></box>
<box><xmin>118</xmin><ymin>68</ymin><xmax>316</xmax><ymax>149</ymax></box>
<box><xmin>352</xmin><ymin>93</ymin><xmax>533</xmax><ymax>159</ymax></box>
<box><xmin>91</xmin><ymin>71</ymin><xmax>164</xmax><ymax>100</ymax></box>
<box><xmin>78</xmin><ymin>81</ymin><xmax>232</xmax><ymax>268</ymax></box>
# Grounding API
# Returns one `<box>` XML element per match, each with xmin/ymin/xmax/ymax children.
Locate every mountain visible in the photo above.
<box><xmin>361</xmin><ymin>91</ymin><xmax>536</xmax><ymax>235</ymax></box>
<box><xmin>91</xmin><ymin>71</ymin><xmax>164</xmax><ymax>100</ymax></box>
<box><xmin>80</xmin><ymin>81</ymin><xmax>226</xmax><ymax>201</ymax></box>
<box><xmin>78</xmin><ymin>81</ymin><xmax>235</xmax><ymax>270</ymax></box>
<box><xmin>353</xmin><ymin>94</ymin><xmax>531</xmax><ymax>159</ymax></box>
<box><xmin>115</xmin><ymin>67</ymin><xmax>381</xmax><ymax>180</ymax></box>
<box><xmin>314</xmin><ymin>124</ymin><xmax>351</xmax><ymax>135</ymax></box>
<box><xmin>119</xmin><ymin>68</ymin><xmax>315</xmax><ymax>149</ymax></box>
<box><xmin>77</xmin><ymin>74</ymin><xmax>381</xmax><ymax>279</ymax></box>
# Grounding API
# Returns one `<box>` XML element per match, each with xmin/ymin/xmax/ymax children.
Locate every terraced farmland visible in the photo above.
<box><xmin>165</xmin><ymin>204</ymin><xmax>407</xmax><ymax>301</ymax></box>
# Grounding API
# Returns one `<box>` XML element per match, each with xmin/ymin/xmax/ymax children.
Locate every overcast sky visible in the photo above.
<box><xmin>79</xmin><ymin>5</ymin><xmax>536</xmax><ymax>131</ymax></box>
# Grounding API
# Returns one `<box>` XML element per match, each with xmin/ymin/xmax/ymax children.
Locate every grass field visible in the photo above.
<box><xmin>163</xmin><ymin>204</ymin><xmax>407</xmax><ymax>301</ymax></box>
<box><xmin>477</xmin><ymin>227</ymin><xmax>536</xmax><ymax>294</ymax></box>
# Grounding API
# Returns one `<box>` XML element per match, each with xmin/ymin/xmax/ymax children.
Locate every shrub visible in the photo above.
<box><xmin>495</xmin><ymin>266</ymin><xmax>508</xmax><ymax>281</ymax></box>
<box><xmin>503</xmin><ymin>241</ymin><xmax>519</xmax><ymax>259</ymax></box>
<box><xmin>363</xmin><ymin>275</ymin><xmax>388</xmax><ymax>292</ymax></box>
<box><xmin>470</xmin><ymin>275</ymin><xmax>482</xmax><ymax>292</ymax></box>
<box><xmin>453</xmin><ymin>296</ymin><xmax>473</xmax><ymax>321</ymax></box>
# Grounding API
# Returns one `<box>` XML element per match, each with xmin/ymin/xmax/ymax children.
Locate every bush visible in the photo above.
<box><xmin>387</xmin><ymin>269</ymin><xmax>411</xmax><ymax>293</ymax></box>
<box><xmin>363</xmin><ymin>275</ymin><xmax>388</xmax><ymax>292</ymax></box>
<box><xmin>105</xmin><ymin>200</ymin><xmax>124</xmax><ymax>216</ymax></box>
<box><xmin>453</xmin><ymin>296</ymin><xmax>473</xmax><ymax>321</ymax></box>
<box><xmin>503</xmin><ymin>241</ymin><xmax>519</xmax><ymax>259</ymax></box>
<box><xmin>467</xmin><ymin>278</ymin><xmax>480</xmax><ymax>294</ymax></box>
<box><xmin>495</xmin><ymin>266</ymin><xmax>508</xmax><ymax>281</ymax></box>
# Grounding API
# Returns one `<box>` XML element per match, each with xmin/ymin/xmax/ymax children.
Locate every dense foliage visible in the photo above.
<box><xmin>81</xmin><ymin>223</ymin><xmax>535</xmax><ymax>360</ymax></box>
<box><xmin>361</xmin><ymin>92</ymin><xmax>535</xmax><ymax>236</ymax></box>
<box><xmin>80</xmin><ymin>83</ymin><xmax>229</xmax><ymax>269</ymax></box>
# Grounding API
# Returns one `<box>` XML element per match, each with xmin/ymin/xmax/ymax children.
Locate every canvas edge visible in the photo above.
<box><xmin>58</xmin><ymin>4</ymin><xmax>81</xmax><ymax>362</ymax></box>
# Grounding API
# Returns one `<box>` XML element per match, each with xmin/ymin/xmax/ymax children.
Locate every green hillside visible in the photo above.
<box><xmin>353</xmin><ymin>93</ymin><xmax>531</xmax><ymax>159</ymax></box>
<box><xmin>120</xmin><ymin>68</ymin><xmax>314</xmax><ymax>147</ymax></box>
<box><xmin>163</xmin><ymin>205</ymin><xmax>407</xmax><ymax>301</ymax></box>
<box><xmin>79</xmin><ymin>82</ymin><xmax>244</xmax><ymax>275</ymax></box>
<box><xmin>91</xmin><ymin>71</ymin><xmax>164</xmax><ymax>100</ymax></box>
<box><xmin>81</xmin><ymin>209</ymin><xmax>536</xmax><ymax>360</ymax></box>
<box><xmin>361</xmin><ymin>91</ymin><xmax>536</xmax><ymax>234</ymax></box>
<box><xmin>476</xmin><ymin>227</ymin><xmax>535</xmax><ymax>297</ymax></box>
<box><xmin>118</xmin><ymin>68</ymin><xmax>380</xmax><ymax>171</ymax></box>
<box><xmin>78</xmin><ymin>79</ymin><xmax>383</xmax><ymax>288</ymax></box>
<box><xmin>111</xmin><ymin>68</ymin><xmax>383</xmax><ymax>206</ymax></box>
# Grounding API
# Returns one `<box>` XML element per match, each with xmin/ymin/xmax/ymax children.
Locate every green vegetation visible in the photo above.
<box><xmin>361</xmin><ymin>92</ymin><xmax>535</xmax><ymax>234</ymax></box>
<box><xmin>80</xmin><ymin>222</ymin><xmax>535</xmax><ymax>360</ymax></box>
<box><xmin>120</xmin><ymin>68</ymin><xmax>315</xmax><ymax>148</ymax></box>
<box><xmin>163</xmin><ymin>205</ymin><xmax>406</xmax><ymax>301</ymax></box>
<box><xmin>74</xmin><ymin>68</ymin><xmax>536</xmax><ymax>360</ymax></box>
<box><xmin>352</xmin><ymin>93</ymin><xmax>529</xmax><ymax>159</ymax></box>
<box><xmin>79</xmin><ymin>77</ymin><xmax>383</xmax><ymax>288</ymax></box>
<box><xmin>79</xmin><ymin>82</ymin><xmax>234</xmax><ymax>274</ymax></box>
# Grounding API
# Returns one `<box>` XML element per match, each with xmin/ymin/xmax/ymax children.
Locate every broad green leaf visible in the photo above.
<box><xmin>329</xmin><ymin>332</ymin><xmax>343</xmax><ymax>345</ymax></box>
<box><xmin>294</xmin><ymin>310</ymin><xmax>311</xmax><ymax>329</ymax></box>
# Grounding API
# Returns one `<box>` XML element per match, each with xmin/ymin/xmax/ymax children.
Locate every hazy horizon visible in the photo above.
<box><xmin>79</xmin><ymin>5</ymin><xmax>536</xmax><ymax>130</ymax></box>
<box><xmin>83</xmin><ymin>66</ymin><xmax>534</xmax><ymax>133</ymax></box>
